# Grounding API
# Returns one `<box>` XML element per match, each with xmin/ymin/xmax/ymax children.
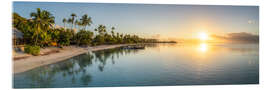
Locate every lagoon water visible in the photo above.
<box><xmin>13</xmin><ymin>43</ymin><xmax>259</xmax><ymax>88</ymax></box>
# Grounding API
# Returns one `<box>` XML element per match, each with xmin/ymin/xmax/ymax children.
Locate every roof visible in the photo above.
<box><xmin>13</xmin><ymin>28</ymin><xmax>23</xmax><ymax>39</ymax></box>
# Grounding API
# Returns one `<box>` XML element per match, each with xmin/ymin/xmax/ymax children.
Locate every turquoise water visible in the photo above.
<box><xmin>13</xmin><ymin>43</ymin><xmax>259</xmax><ymax>88</ymax></box>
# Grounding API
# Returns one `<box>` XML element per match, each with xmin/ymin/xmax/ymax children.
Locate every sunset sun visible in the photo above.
<box><xmin>198</xmin><ymin>32</ymin><xmax>208</xmax><ymax>41</ymax></box>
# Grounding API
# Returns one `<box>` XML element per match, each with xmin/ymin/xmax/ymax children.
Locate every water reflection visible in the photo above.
<box><xmin>14</xmin><ymin>48</ymin><xmax>142</xmax><ymax>88</ymax></box>
<box><xmin>198</xmin><ymin>43</ymin><xmax>208</xmax><ymax>53</ymax></box>
<box><xmin>195</xmin><ymin>43</ymin><xmax>258</xmax><ymax>55</ymax></box>
<box><xmin>14</xmin><ymin>43</ymin><xmax>259</xmax><ymax>88</ymax></box>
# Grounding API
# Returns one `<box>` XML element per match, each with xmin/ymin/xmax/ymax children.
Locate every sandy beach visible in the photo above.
<box><xmin>13</xmin><ymin>44</ymin><xmax>132</xmax><ymax>74</ymax></box>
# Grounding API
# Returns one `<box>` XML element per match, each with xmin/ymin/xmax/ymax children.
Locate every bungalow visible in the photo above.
<box><xmin>12</xmin><ymin>28</ymin><xmax>24</xmax><ymax>46</ymax></box>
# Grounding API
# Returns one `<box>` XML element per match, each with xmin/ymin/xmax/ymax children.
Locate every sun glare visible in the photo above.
<box><xmin>198</xmin><ymin>43</ymin><xmax>208</xmax><ymax>52</ymax></box>
<box><xmin>198</xmin><ymin>32</ymin><xmax>208</xmax><ymax>41</ymax></box>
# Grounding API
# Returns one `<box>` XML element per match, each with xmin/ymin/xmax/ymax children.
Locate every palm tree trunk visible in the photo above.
<box><xmin>64</xmin><ymin>23</ymin><xmax>66</xmax><ymax>30</ymax></box>
<box><xmin>71</xmin><ymin>22</ymin><xmax>73</xmax><ymax>30</ymax></box>
<box><xmin>35</xmin><ymin>32</ymin><xmax>38</xmax><ymax>46</ymax></box>
<box><xmin>34</xmin><ymin>26</ymin><xmax>40</xmax><ymax>46</ymax></box>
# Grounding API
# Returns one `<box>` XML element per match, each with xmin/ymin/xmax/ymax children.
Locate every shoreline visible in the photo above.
<box><xmin>13</xmin><ymin>44</ymin><xmax>133</xmax><ymax>74</ymax></box>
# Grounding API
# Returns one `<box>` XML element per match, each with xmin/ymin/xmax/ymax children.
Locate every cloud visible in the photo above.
<box><xmin>211</xmin><ymin>32</ymin><xmax>259</xmax><ymax>43</ymax></box>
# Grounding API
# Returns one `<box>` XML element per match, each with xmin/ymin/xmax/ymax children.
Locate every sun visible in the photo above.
<box><xmin>198</xmin><ymin>32</ymin><xmax>208</xmax><ymax>41</ymax></box>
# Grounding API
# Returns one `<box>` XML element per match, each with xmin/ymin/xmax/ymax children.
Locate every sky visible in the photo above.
<box><xmin>13</xmin><ymin>2</ymin><xmax>259</xmax><ymax>40</ymax></box>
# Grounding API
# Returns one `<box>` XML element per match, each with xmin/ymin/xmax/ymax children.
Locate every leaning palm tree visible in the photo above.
<box><xmin>80</xmin><ymin>14</ymin><xmax>92</xmax><ymax>30</ymax></box>
<box><xmin>30</xmin><ymin>8</ymin><xmax>55</xmax><ymax>45</ymax></box>
<box><xmin>62</xmin><ymin>18</ymin><xmax>67</xmax><ymax>30</ymax></box>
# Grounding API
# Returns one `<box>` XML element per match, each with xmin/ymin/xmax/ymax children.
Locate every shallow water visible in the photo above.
<box><xmin>13</xmin><ymin>43</ymin><xmax>259</xmax><ymax>88</ymax></box>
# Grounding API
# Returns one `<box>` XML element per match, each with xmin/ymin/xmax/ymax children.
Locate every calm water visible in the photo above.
<box><xmin>13</xmin><ymin>43</ymin><xmax>259</xmax><ymax>88</ymax></box>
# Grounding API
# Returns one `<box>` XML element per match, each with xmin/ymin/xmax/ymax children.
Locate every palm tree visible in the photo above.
<box><xmin>68</xmin><ymin>18</ymin><xmax>72</xmax><ymax>29</ymax></box>
<box><xmin>80</xmin><ymin>14</ymin><xmax>92</xmax><ymax>30</ymax></box>
<box><xmin>96</xmin><ymin>25</ymin><xmax>106</xmax><ymax>36</ymax></box>
<box><xmin>30</xmin><ymin>8</ymin><xmax>55</xmax><ymax>45</ymax></box>
<box><xmin>62</xmin><ymin>18</ymin><xmax>67</xmax><ymax>30</ymax></box>
<box><xmin>13</xmin><ymin>13</ymin><xmax>27</xmax><ymax>28</ymax></box>
<box><xmin>75</xmin><ymin>20</ymin><xmax>80</xmax><ymax>30</ymax></box>
<box><xmin>68</xmin><ymin>13</ymin><xmax>77</xmax><ymax>30</ymax></box>
<box><xmin>111</xmin><ymin>27</ymin><xmax>115</xmax><ymax>33</ymax></box>
<box><xmin>111</xmin><ymin>27</ymin><xmax>115</xmax><ymax>37</ymax></box>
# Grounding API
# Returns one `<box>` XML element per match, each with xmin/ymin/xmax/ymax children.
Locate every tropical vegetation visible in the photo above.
<box><xmin>13</xmin><ymin>8</ymin><xmax>160</xmax><ymax>55</ymax></box>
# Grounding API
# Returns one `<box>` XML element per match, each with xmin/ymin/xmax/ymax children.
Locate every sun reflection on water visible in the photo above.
<box><xmin>198</xmin><ymin>43</ymin><xmax>208</xmax><ymax>53</ymax></box>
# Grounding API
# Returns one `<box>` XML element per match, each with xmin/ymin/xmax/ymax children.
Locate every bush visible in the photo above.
<box><xmin>93</xmin><ymin>35</ymin><xmax>105</xmax><ymax>45</ymax></box>
<box><xmin>58</xmin><ymin>30</ymin><xmax>73</xmax><ymax>46</ymax></box>
<box><xmin>24</xmin><ymin>45</ymin><xmax>40</xmax><ymax>56</ymax></box>
<box><xmin>75</xmin><ymin>30</ymin><xmax>94</xmax><ymax>46</ymax></box>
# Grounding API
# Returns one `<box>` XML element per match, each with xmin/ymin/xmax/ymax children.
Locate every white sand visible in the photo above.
<box><xmin>13</xmin><ymin>44</ymin><xmax>131</xmax><ymax>74</ymax></box>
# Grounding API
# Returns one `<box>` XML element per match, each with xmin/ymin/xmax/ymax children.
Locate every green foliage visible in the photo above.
<box><xmin>75</xmin><ymin>30</ymin><xmax>94</xmax><ymax>46</ymax></box>
<box><xmin>68</xmin><ymin>13</ymin><xmax>77</xmax><ymax>30</ymax></box>
<box><xmin>24</xmin><ymin>45</ymin><xmax>40</xmax><ymax>56</ymax></box>
<box><xmin>62</xmin><ymin>18</ymin><xmax>67</xmax><ymax>29</ymax></box>
<box><xmin>30</xmin><ymin>8</ymin><xmax>55</xmax><ymax>46</ymax></box>
<box><xmin>92</xmin><ymin>24</ymin><xmax>157</xmax><ymax>44</ymax></box>
<box><xmin>80</xmin><ymin>14</ymin><xmax>92</xmax><ymax>30</ymax></box>
<box><xmin>13</xmin><ymin>8</ymin><xmax>162</xmax><ymax>49</ymax></box>
<box><xmin>58</xmin><ymin>29</ymin><xmax>73</xmax><ymax>46</ymax></box>
<box><xmin>39</xmin><ymin>31</ymin><xmax>52</xmax><ymax>47</ymax></box>
<box><xmin>95</xmin><ymin>25</ymin><xmax>106</xmax><ymax>36</ymax></box>
<box><xmin>13</xmin><ymin>8</ymin><xmax>55</xmax><ymax>46</ymax></box>
<box><xmin>13</xmin><ymin>12</ymin><xmax>27</xmax><ymax>28</ymax></box>
<box><xmin>48</xmin><ymin>29</ymin><xmax>60</xmax><ymax>42</ymax></box>
<box><xmin>92</xmin><ymin>25</ymin><xmax>107</xmax><ymax>45</ymax></box>
<box><xmin>104</xmin><ymin>33</ymin><xmax>116</xmax><ymax>44</ymax></box>
<box><xmin>93</xmin><ymin>35</ymin><xmax>105</xmax><ymax>45</ymax></box>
